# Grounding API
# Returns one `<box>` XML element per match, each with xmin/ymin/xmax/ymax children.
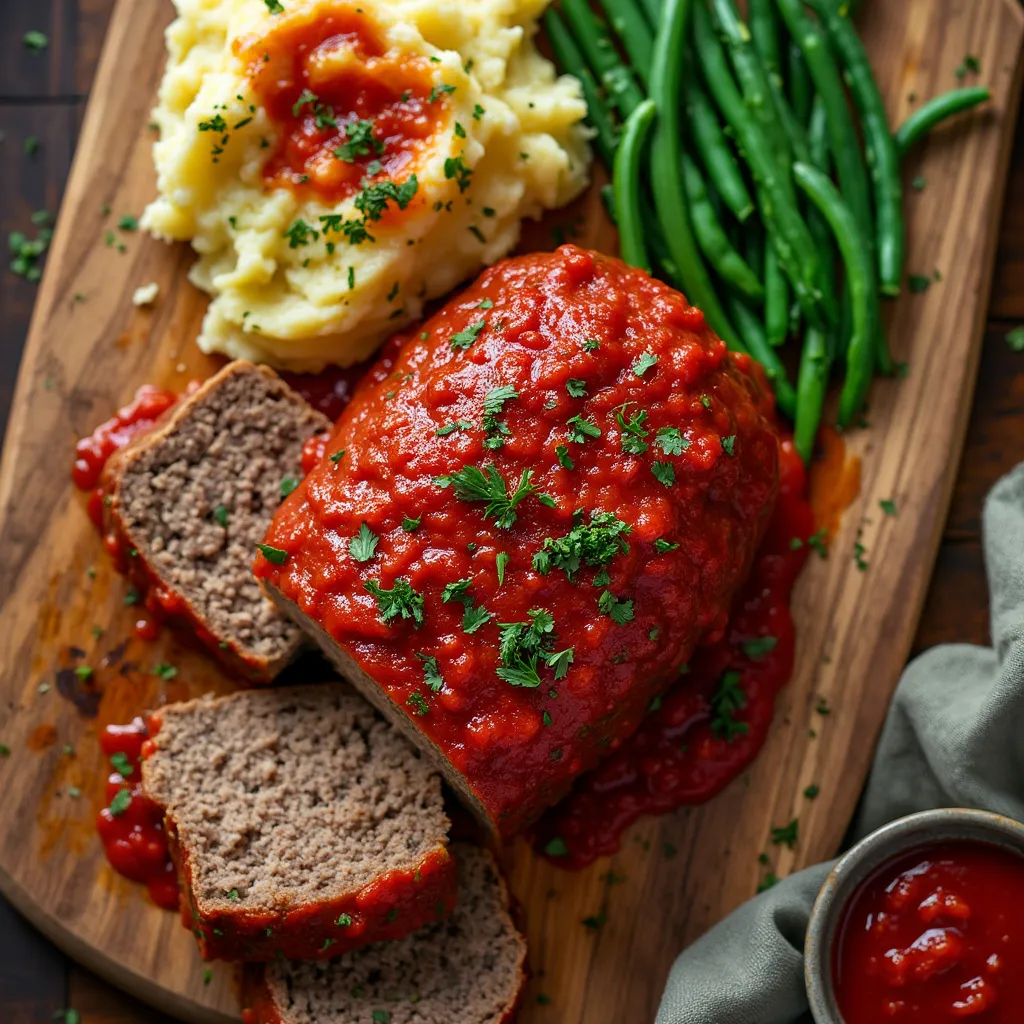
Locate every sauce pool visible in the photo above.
<box><xmin>96</xmin><ymin>718</ymin><xmax>179</xmax><ymax>911</ymax></box>
<box><xmin>834</xmin><ymin>841</ymin><xmax>1024</xmax><ymax>1022</ymax></box>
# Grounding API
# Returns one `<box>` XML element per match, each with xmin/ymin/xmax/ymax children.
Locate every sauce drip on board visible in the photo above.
<box><xmin>97</xmin><ymin>718</ymin><xmax>179</xmax><ymax>911</ymax></box>
<box><xmin>531</xmin><ymin>437</ymin><xmax>813</xmax><ymax>868</ymax></box>
<box><xmin>237</xmin><ymin>6</ymin><xmax>445</xmax><ymax>206</ymax></box>
<box><xmin>834</xmin><ymin>840</ymin><xmax>1024</xmax><ymax>1022</ymax></box>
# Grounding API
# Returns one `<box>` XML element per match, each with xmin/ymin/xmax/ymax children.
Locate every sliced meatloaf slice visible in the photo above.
<box><xmin>103</xmin><ymin>360</ymin><xmax>331</xmax><ymax>682</ymax></box>
<box><xmin>141</xmin><ymin>685</ymin><xmax>457</xmax><ymax>962</ymax></box>
<box><xmin>243</xmin><ymin>842</ymin><xmax>526</xmax><ymax>1024</ymax></box>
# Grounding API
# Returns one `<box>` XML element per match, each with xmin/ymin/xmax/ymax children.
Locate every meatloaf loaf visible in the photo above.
<box><xmin>242</xmin><ymin>843</ymin><xmax>526</xmax><ymax>1024</ymax></box>
<box><xmin>102</xmin><ymin>360</ymin><xmax>330</xmax><ymax>681</ymax></box>
<box><xmin>141</xmin><ymin>685</ymin><xmax>457</xmax><ymax>962</ymax></box>
<box><xmin>256</xmin><ymin>245</ymin><xmax>780</xmax><ymax>837</ymax></box>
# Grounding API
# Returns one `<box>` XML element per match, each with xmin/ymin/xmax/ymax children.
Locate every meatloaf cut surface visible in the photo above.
<box><xmin>243</xmin><ymin>842</ymin><xmax>526</xmax><ymax>1024</ymax></box>
<box><xmin>141</xmin><ymin>685</ymin><xmax>457</xmax><ymax>962</ymax></box>
<box><xmin>255</xmin><ymin>246</ymin><xmax>779</xmax><ymax>837</ymax></box>
<box><xmin>103</xmin><ymin>360</ymin><xmax>330</xmax><ymax>682</ymax></box>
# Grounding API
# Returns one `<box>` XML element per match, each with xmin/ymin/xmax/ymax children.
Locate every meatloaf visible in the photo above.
<box><xmin>256</xmin><ymin>245</ymin><xmax>780</xmax><ymax>837</ymax></box>
<box><xmin>242</xmin><ymin>842</ymin><xmax>526</xmax><ymax>1024</ymax></box>
<box><xmin>141</xmin><ymin>685</ymin><xmax>456</xmax><ymax>962</ymax></box>
<box><xmin>102</xmin><ymin>360</ymin><xmax>330</xmax><ymax>681</ymax></box>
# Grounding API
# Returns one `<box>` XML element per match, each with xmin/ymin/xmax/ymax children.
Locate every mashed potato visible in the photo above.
<box><xmin>142</xmin><ymin>0</ymin><xmax>591</xmax><ymax>370</ymax></box>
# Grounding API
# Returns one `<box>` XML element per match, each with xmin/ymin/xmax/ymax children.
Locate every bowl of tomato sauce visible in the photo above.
<box><xmin>805</xmin><ymin>808</ymin><xmax>1024</xmax><ymax>1023</ymax></box>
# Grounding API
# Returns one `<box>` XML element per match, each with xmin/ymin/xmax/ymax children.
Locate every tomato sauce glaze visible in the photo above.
<box><xmin>834</xmin><ymin>841</ymin><xmax>1024</xmax><ymax>1022</ymax></box>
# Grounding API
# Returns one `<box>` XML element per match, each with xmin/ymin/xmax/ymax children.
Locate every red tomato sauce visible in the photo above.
<box><xmin>96</xmin><ymin>718</ymin><xmax>179</xmax><ymax>911</ymax></box>
<box><xmin>833</xmin><ymin>841</ymin><xmax>1024</xmax><ymax>1022</ymax></box>
<box><xmin>531</xmin><ymin>438</ymin><xmax>812</xmax><ymax>867</ymax></box>
<box><xmin>237</xmin><ymin>5</ymin><xmax>446</xmax><ymax>206</ymax></box>
<box><xmin>256</xmin><ymin>246</ymin><xmax>781</xmax><ymax>837</ymax></box>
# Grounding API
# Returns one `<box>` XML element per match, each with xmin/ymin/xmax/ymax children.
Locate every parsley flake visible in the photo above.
<box><xmin>710</xmin><ymin>670</ymin><xmax>748</xmax><ymax>742</ymax></box>
<box><xmin>655</xmin><ymin>427</ymin><xmax>689</xmax><ymax>456</ymax></box>
<box><xmin>654</xmin><ymin>538</ymin><xmax>679</xmax><ymax>553</ymax></box>
<box><xmin>439</xmin><ymin>464</ymin><xmax>537</xmax><ymax>529</ymax></box>
<box><xmin>334</xmin><ymin>118</ymin><xmax>384</xmax><ymax>162</ymax></box>
<box><xmin>879</xmin><ymin>498</ymin><xmax>897</xmax><ymax>516</ymax></box>
<box><xmin>598</xmin><ymin>591</ymin><xmax>634</xmax><ymax>625</ymax></box>
<box><xmin>544</xmin><ymin>836</ymin><xmax>569</xmax><ymax>856</ymax></box>
<box><xmin>365</xmin><ymin>578</ymin><xmax>424</xmax><ymax>627</ymax></box>
<box><xmin>741</xmin><ymin>636</ymin><xmax>777</xmax><ymax>659</ymax></box>
<box><xmin>481</xmin><ymin>384</ymin><xmax>519</xmax><ymax>448</ymax></box>
<box><xmin>349</xmin><ymin>522</ymin><xmax>379</xmax><ymax>562</ymax></box>
<box><xmin>566</xmin><ymin>378</ymin><xmax>587</xmax><ymax>398</ymax></box>
<box><xmin>416</xmin><ymin>653</ymin><xmax>444</xmax><ymax>692</ymax></box>
<box><xmin>615</xmin><ymin>405</ymin><xmax>649</xmax><ymax>455</ymax></box>
<box><xmin>263</xmin><ymin>0</ymin><xmax>285</xmax><ymax>12</ymax></box>
<box><xmin>721</xmin><ymin>435</ymin><xmax>736</xmax><ymax>456</ymax></box>
<box><xmin>23</xmin><ymin>30</ymin><xmax>49</xmax><ymax>52</ymax></box>
<box><xmin>532</xmin><ymin>511</ymin><xmax>630</xmax><ymax>580</ymax></box>
<box><xmin>496</xmin><ymin>551</ymin><xmax>510</xmax><ymax>585</ymax></box>
<box><xmin>771</xmin><ymin>818</ymin><xmax>799</xmax><ymax>849</ymax></box>
<box><xmin>257</xmin><ymin>544</ymin><xmax>288</xmax><ymax>565</ymax></box>
<box><xmin>406</xmin><ymin>693</ymin><xmax>430</xmax><ymax>716</ymax></box>
<box><xmin>153</xmin><ymin>662</ymin><xmax>178</xmax><ymax>680</ymax></box>
<box><xmin>555</xmin><ymin>444</ymin><xmax>575</xmax><ymax>470</ymax></box>
<box><xmin>633</xmin><ymin>352</ymin><xmax>658</xmax><ymax>377</ymax></box>
<box><xmin>402</xmin><ymin>516</ymin><xmax>422</xmax><ymax>532</ymax></box>
<box><xmin>436</xmin><ymin>419</ymin><xmax>472</xmax><ymax>437</ymax></box>
<box><xmin>652</xmin><ymin>462</ymin><xmax>675</xmax><ymax>487</ymax></box>
<box><xmin>566</xmin><ymin>414</ymin><xmax>601</xmax><ymax>444</ymax></box>
<box><xmin>280</xmin><ymin>476</ymin><xmax>299</xmax><ymax>498</ymax></box>
<box><xmin>109</xmin><ymin>790</ymin><xmax>132</xmax><ymax>816</ymax></box>
<box><xmin>450</xmin><ymin>319</ymin><xmax>486</xmax><ymax>350</ymax></box>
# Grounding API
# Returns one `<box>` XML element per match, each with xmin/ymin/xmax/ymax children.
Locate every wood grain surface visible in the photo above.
<box><xmin>1</xmin><ymin>1</ymin><xmax>1023</xmax><ymax>1022</ymax></box>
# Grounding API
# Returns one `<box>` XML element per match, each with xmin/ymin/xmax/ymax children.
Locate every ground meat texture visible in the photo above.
<box><xmin>141</xmin><ymin>685</ymin><xmax>456</xmax><ymax>961</ymax></box>
<box><xmin>242</xmin><ymin>843</ymin><xmax>526</xmax><ymax>1024</ymax></box>
<box><xmin>103</xmin><ymin>361</ymin><xmax>331</xmax><ymax>681</ymax></box>
<box><xmin>256</xmin><ymin>246</ymin><xmax>779</xmax><ymax>837</ymax></box>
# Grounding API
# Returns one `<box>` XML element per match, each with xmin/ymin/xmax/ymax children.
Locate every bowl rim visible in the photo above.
<box><xmin>804</xmin><ymin>807</ymin><xmax>1024</xmax><ymax>1024</ymax></box>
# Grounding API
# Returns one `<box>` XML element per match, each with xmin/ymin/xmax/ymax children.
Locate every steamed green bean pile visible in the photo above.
<box><xmin>543</xmin><ymin>0</ymin><xmax>991</xmax><ymax>463</ymax></box>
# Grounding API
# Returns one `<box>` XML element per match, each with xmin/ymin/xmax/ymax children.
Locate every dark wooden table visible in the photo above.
<box><xmin>2</xmin><ymin>3</ymin><xmax>1023</xmax><ymax>1021</ymax></box>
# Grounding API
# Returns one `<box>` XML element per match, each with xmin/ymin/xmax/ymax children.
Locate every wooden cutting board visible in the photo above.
<box><xmin>0</xmin><ymin>1</ymin><xmax>1022</xmax><ymax>1021</ymax></box>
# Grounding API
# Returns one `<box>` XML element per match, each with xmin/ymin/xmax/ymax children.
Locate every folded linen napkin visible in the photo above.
<box><xmin>656</xmin><ymin>462</ymin><xmax>1024</xmax><ymax>1024</ymax></box>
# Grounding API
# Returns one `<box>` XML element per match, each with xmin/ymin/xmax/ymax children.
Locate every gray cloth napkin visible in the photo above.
<box><xmin>656</xmin><ymin>461</ymin><xmax>1024</xmax><ymax>1024</ymax></box>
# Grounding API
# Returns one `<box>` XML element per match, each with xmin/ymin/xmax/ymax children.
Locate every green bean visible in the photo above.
<box><xmin>748</xmin><ymin>0</ymin><xmax>783</xmax><ymax>71</ymax></box>
<box><xmin>543</xmin><ymin>10</ymin><xmax>621</xmax><ymax>167</ymax></box>
<box><xmin>685</xmin><ymin>77</ymin><xmax>756</xmax><ymax>222</ymax></box>
<box><xmin>764</xmin><ymin>245</ymin><xmax>790</xmax><ymax>345</ymax></box>
<box><xmin>693</xmin><ymin>2</ymin><xmax>833</xmax><ymax>329</ymax></box>
<box><xmin>895</xmin><ymin>87</ymin><xmax>992</xmax><ymax>157</ymax></box>
<box><xmin>709</xmin><ymin>0</ymin><xmax>792</xmax><ymax>173</ymax></box>
<box><xmin>787</xmin><ymin>41</ymin><xmax>813</xmax><ymax>124</ymax></box>
<box><xmin>794</xmin><ymin>325</ymin><xmax>830</xmax><ymax>463</ymax></box>
<box><xmin>561</xmin><ymin>0</ymin><xmax>645</xmax><ymax>118</ymax></box>
<box><xmin>728</xmin><ymin>296</ymin><xmax>797</xmax><ymax>417</ymax></box>
<box><xmin>614</xmin><ymin>100</ymin><xmax>658</xmax><ymax>272</ymax></box>
<box><xmin>650</xmin><ymin>0</ymin><xmax>744</xmax><ymax>351</ymax></box>
<box><xmin>793</xmin><ymin>162</ymin><xmax>876</xmax><ymax>427</ymax></box>
<box><xmin>742</xmin><ymin>220</ymin><xmax>766</xmax><ymax>281</ymax></box>
<box><xmin>597</xmin><ymin>0</ymin><xmax>655</xmax><ymax>86</ymax></box>
<box><xmin>681</xmin><ymin>151</ymin><xmax>765</xmax><ymax>302</ymax></box>
<box><xmin>807</xmin><ymin>0</ymin><xmax>903</xmax><ymax>298</ymax></box>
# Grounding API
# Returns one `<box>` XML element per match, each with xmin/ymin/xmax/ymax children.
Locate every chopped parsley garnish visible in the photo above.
<box><xmin>0</xmin><ymin>744</ymin><xmax>10</xmax><ymax>757</ymax></box>
<box><xmin>651</xmin><ymin>462</ymin><xmax>675</xmax><ymax>487</ymax></box>
<box><xmin>700</xmin><ymin>394</ymin><xmax>712</xmax><ymax>410</ymax></box>
<box><xmin>615</xmin><ymin>405</ymin><xmax>649</xmax><ymax>454</ymax></box>
<box><xmin>75</xmin><ymin>665</ymin><xmax>93</xmax><ymax>681</ymax></box>
<box><xmin>1006</xmin><ymin>326</ymin><xmax>1024</xmax><ymax>351</ymax></box>
<box><xmin>473</xmin><ymin>103</ymin><xmax>485</xmax><ymax>120</ymax></box>
<box><xmin>533</xmin><ymin>511</ymin><xmax>631</xmax><ymax>580</ymax></box>
<box><xmin>912</xmin><ymin>175</ymin><xmax>927</xmax><ymax>191</ymax></box>
<box><xmin>428</xmin><ymin>83</ymin><xmax>456</xmax><ymax>102</ymax></box>
<box><xmin>770</xmin><ymin>818</ymin><xmax>799</xmax><ymax>849</ymax></box>
<box><xmin>329</xmin><ymin>449</ymin><xmax>346</xmax><ymax>463</ymax></box>
<box><xmin>566</xmin><ymin>378</ymin><xmax>587</xmax><ymax>398</ymax></box>
<box><xmin>496</xmin><ymin>551</ymin><xmax>510</xmax><ymax>585</ymax></box>
<box><xmin>468</xmin><ymin>225</ymin><xmax>486</xmax><ymax>244</ymax></box>
<box><xmin>544</xmin><ymin>836</ymin><xmax>569</xmax><ymax>856</ymax></box>
<box><xmin>804</xmin><ymin>784</ymin><xmax>820</xmax><ymax>800</ymax></box>
<box><xmin>365</xmin><ymin>578</ymin><xmax>424</xmax><ymax>626</ymax></box>
<box><xmin>582</xmin><ymin>337</ymin><xmax>601</xmax><ymax>352</ymax></box>
<box><xmin>955</xmin><ymin>54</ymin><xmax>980</xmax><ymax>80</ymax></box>
<box><xmin>454</xmin><ymin>121</ymin><xmax>466</xmax><ymax>138</ymax></box>
<box><xmin>807</xmin><ymin>527</ymin><xmax>829</xmax><ymax>558</ymax></box>
<box><xmin>443</xmin><ymin>154</ymin><xmax>472</xmax><ymax>192</ymax></box>
<box><xmin>349</xmin><ymin>522</ymin><xmax>379</xmax><ymax>562</ymax></box>
<box><xmin>481</xmin><ymin>384</ymin><xmax>519</xmax><ymax>448</ymax></box>
<box><xmin>335</xmin><ymin>913</ymin><xmax>353</xmax><ymax>926</ymax></box>
<box><xmin>109</xmin><ymin>752</ymin><xmax>133</xmax><ymax>776</ymax></box>
<box><xmin>436</xmin><ymin>420</ymin><xmax>472</xmax><ymax>437</ymax></box>
<box><xmin>582</xmin><ymin>911</ymin><xmax>607</xmax><ymax>930</ymax></box>
<box><xmin>402</xmin><ymin>516</ymin><xmax>422</xmax><ymax>532</ymax></box>
<box><xmin>721</xmin><ymin>435</ymin><xmax>737</xmax><ymax>456</ymax></box>
<box><xmin>280</xmin><ymin>477</ymin><xmax>298</xmax><ymax>498</ymax></box>
<box><xmin>654</xmin><ymin>538</ymin><xmax>679</xmax><ymax>553</ymax></box>
<box><xmin>908</xmin><ymin>273</ymin><xmax>932</xmax><ymax>294</ymax></box>
<box><xmin>854</xmin><ymin>540</ymin><xmax>869</xmax><ymax>571</ymax></box>
<box><xmin>416</xmin><ymin>653</ymin><xmax>444</xmax><ymax>692</ymax></box>
<box><xmin>153</xmin><ymin>662</ymin><xmax>178</xmax><ymax>680</ymax></box>
<box><xmin>109</xmin><ymin>790</ymin><xmax>132</xmax><ymax>816</ymax></box>
<box><xmin>23</xmin><ymin>30</ymin><xmax>48</xmax><ymax>52</ymax></box>
<box><xmin>450</xmin><ymin>319</ymin><xmax>486</xmax><ymax>350</ymax></box>
<box><xmin>566</xmin><ymin>414</ymin><xmax>601</xmax><ymax>444</ymax></box>
<box><xmin>263</xmin><ymin>0</ymin><xmax>285</xmax><ymax>12</ymax></box>
<box><xmin>406</xmin><ymin>693</ymin><xmax>430</xmax><ymax>716</ymax></box>
<box><xmin>372</xmin><ymin>1011</ymin><xmax>391</xmax><ymax>1024</ymax></box>
<box><xmin>816</xmin><ymin>697</ymin><xmax>831</xmax><ymax>716</ymax></box>
<box><xmin>319</xmin><ymin>176</ymin><xmax>418</xmax><ymax>245</ymax></box>
<box><xmin>438</xmin><ymin>464</ymin><xmax>537</xmax><ymax>529</ymax></box>
<box><xmin>710</xmin><ymin>670</ymin><xmax>748</xmax><ymax>742</ymax></box>
<box><xmin>598</xmin><ymin>591</ymin><xmax>634</xmax><ymax>625</ymax></box>
<box><xmin>497</xmin><ymin>609</ymin><xmax>573</xmax><ymax>687</ymax></box>
<box><xmin>632</xmin><ymin>352</ymin><xmax>658</xmax><ymax>377</ymax></box>
<box><xmin>879</xmin><ymin>498</ymin><xmax>897</xmax><ymax>516</ymax></box>
<box><xmin>442</xmin><ymin>578</ymin><xmax>492</xmax><ymax>634</ymax></box>
<box><xmin>655</xmin><ymin>427</ymin><xmax>688</xmax><ymax>456</ymax></box>
<box><xmin>226</xmin><ymin>889</ymin><xmax>240</xmax><ymax>900</ymax></box>
<box><xmin>757</xmin><ymin>872</ymin><xmax>779</xmax><ymax>893</ymax></box>
<box><xmin>334</xmin><ymin>118</ymin><xmax>384</xmax><ymax>162</ymax></box>
<box><xmin>741</xmin><ymin>636</ymin><xmax>777</xmax><ymax>659</ymax></box>
<box><xmin>555</xmin><ymin>444</ymin><xmax>574</xmax><ymax>470</ymax></box>
<box><xmin>283</xmin><ymin>219</ymin><xmax>319</xmax><ymax>249</ymax></box>
<box><xmin>118</xmin><ymin>214</ymin><xmax>139</xmax><ymax>232</ymax></box>
<box><xmin>257</xmin><ymin>544</ymin><xmax>288</xmax><ymax>565</ymax></box>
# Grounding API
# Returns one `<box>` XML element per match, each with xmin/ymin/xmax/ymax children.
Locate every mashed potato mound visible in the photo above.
<box><xmin>142</xmin><ymin>0</ymin><xmax>591</xmax><ymax>371</ymax></box>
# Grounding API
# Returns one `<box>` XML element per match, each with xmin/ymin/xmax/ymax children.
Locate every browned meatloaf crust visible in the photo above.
<box><xmin>141</xmin><ymin>685</ymin><xmax>457</xmax><ymax>962</ymax></box>
<box><xmin>243</xmin><ymin>843</ymin><xmax>526</xmax><ymax>1024</ymax></box>
<box><xmin>102</xmin><ymin>360</ymin><xmax>331</xmax><ymax>682</ymax></box>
